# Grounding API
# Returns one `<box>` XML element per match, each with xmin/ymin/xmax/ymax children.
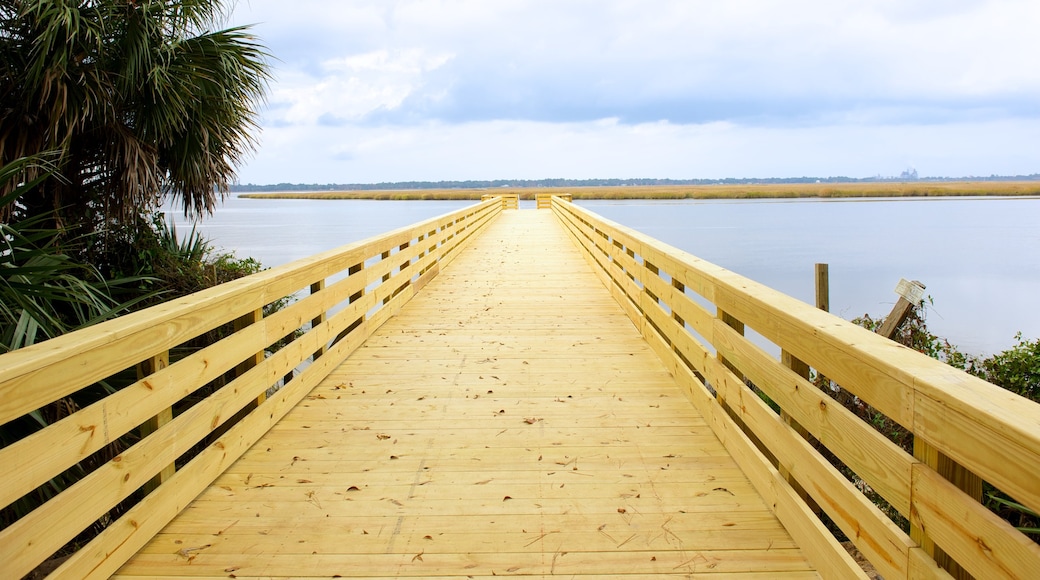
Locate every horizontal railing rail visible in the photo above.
<box><xmin>536</xmin><ymin>192</ymin><xmax>571</xmax><ymax>208</ymax></box>
<box><xmin>481</xmin><ymin>193</ymin><xmax>520</xmax><ymax>209</ymax></box>
<box><xmin>0</xmin><ymin>199</ymin><xmax>503</xmax><ymax>579</ymax></box>
<box><xmin>552</xmin><ymin>196</ymin><xmax>1040</xmax><ymax>580</ymax></box>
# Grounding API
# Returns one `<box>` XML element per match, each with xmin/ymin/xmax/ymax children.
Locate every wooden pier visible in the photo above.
<box><xmin>2</xmin><ymin>197</ymin><xmax>1039</xmax><ymax>579</ymax></box>
<box><xmin>115</xmin><ymin>210</ymin><xmax>813</xmax><ymax>578</ymax></box>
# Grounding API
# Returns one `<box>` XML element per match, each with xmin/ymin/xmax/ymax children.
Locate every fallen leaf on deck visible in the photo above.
<box><xmin>176</xmin><ymin>544</ymin><xmax>211</xmax><ymax>559</ymax></box>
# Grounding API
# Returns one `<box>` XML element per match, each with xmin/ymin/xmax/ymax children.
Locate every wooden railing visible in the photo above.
<box><xmin>552</xmin><ymin>196</ymin><xmax>1040</xmax><ymax>580</ymax></box>
<box><xmin>0</xmin><ymin>199</ymin><xmax>503</xmax><ymax>579</ymax></box>
<box><xmin>481</xmin><ymin>193</ymin><xmax>520</xmax><ymax>209</ymax></box>
<box><xmin>537</xmin><ymin>192</ymin><xmax>571</xmax><ymax>208</ymax></box>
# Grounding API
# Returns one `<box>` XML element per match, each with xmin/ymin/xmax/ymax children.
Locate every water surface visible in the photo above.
<box><xmin>171</xmin><ymin>195</ymin><xmax>1040</xmax><ymax>356</ymax></box>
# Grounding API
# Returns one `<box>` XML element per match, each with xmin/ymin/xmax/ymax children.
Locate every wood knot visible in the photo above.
<box><xmin>819</xmin><ymin>401</ymin><xmax>827</xmax><ymax>410</ymax></box>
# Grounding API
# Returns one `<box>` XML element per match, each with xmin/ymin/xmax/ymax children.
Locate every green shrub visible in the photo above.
<box><xmin>975</xmin><ymin>333</ymin><xmax>1040</xmax><ymax>400</ymax></box>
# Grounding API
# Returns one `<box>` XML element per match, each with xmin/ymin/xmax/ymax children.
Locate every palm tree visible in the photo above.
<box><xmin>0</xmin><ymin>0</ymin><xmax>270</xmax><ymax>225</ymax></box>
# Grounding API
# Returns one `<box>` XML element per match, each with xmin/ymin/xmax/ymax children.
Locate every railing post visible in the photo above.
<box><xmin>395</xmin><ymin>241</ymin><xmax>411</xmax><ymax>297</ymax></box>
<box><xmin>716</xmin><ymin>308</ymin><xmax>745</xmax><ymax>381</ymax></box>
<box><xmin>235</xmin><ymin>308</ymin><xmax>266</xmax><ymax>404</ymax></box>
<box><xmin>912</xmin><ymin>438</ymin><xmax>981</xmax><ymax>579</ymax></box>
<box><xmin>137</xmin><ymin>351</ymin><xmax>174</xmax><ymax>495</ymax></box>
<box><xmin>335</xmin><ymin>261</ymin><xmax>366</xmax><ymax>343</ymax></box>
<box><xmin>779</xmin><ymin>264</ymin><xmax>825</xmax><ymax>513</ymax></box>
<box><xmin>381</xmin><ymin>250</ymin><xmax>392</xmax><ymax>305</ymax></box>
<box><xmin>311</xmin><ymin>280</ymin><xmax>327</xmax><ymax>361</ymax></box>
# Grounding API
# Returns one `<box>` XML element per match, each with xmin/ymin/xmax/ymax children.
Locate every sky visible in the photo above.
<box><xmin>224</xmin><ymin>0</ymin><xmax>1040</xmax><ymax>185</ymax></box>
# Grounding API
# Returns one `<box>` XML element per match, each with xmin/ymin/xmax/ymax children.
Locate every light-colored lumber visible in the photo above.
<box><xmin>113</xmin><ymin>210</ymin><xmax>815</xmax><ymax>579</ymax></box>
<box><xmin>6</xmin><ymin>200</ymin><xmax>503</xmax><ymax>580</ymax></box>
<box><xmin>552</xmin><ymin>197</ymin><xmax>1040</xmax><ymax>579</ymax></box>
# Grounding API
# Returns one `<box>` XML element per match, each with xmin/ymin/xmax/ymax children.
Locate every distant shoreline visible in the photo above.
<box><xmin>238</xmin><ymin>181</ymin><xmax>1040</xmax><ymax>201</ymax></box>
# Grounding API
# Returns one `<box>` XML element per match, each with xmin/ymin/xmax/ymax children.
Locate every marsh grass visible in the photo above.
<box><xmin>239</xmin><ymin>181</ymin><xmax>1040</xmax><ymax>201</ymax></box>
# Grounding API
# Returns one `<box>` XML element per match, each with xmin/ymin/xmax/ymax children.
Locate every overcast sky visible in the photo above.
<box><xmin>225</xmin><ymin>0</ymin><xmax>1040</xmax><ymax>184</ymax></box>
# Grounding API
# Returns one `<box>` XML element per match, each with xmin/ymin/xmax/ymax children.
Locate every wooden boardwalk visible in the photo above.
<box><xmin>115</xmin><ymin>210</ymin><xmax>816</xmax><ymax>578</ymax></box>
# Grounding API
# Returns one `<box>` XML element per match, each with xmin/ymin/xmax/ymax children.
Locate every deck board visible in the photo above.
<box><xmin>115</xmin><ymin>210</ymin><xmax>816</xmax><ymax>578</ymax></box>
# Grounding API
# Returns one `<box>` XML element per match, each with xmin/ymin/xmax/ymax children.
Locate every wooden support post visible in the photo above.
<box><xmin>912</xmin><ymin>437</ymin><xmax>982</xmax><ymax>579</ymax></box>
<box><xmin>311</xmin><ymin>280</ymin><xmax>327</xmax><ymax>361</ymax></box>
<box><xmin>381</xmin><ymin>250</ymin><xmax>392</xmax><ymax>305</ymax></box>
<box><xmin>716</xmin><ymin>308</ymin><xmax>745</xmax><ymax>381</ymax></box>
<box><xmin>643</xmin><ymin>259</ymin><xmax>660</xmax><ymax>304</ymax></box>
<box><xmin>878</xmin><ymin>279</ymin><xmax>925</xmax><ymax>339</ymax></box>
<box><xmin>812</xmin><ymin>264</ymin><xmax>831</xmax><ymax>389</ymax></box>
<box><xmin>780</xmin><ymin>349</ymin><xmax>821</xmax><ymax>514</ymax></box>
<box><xmin>815</xmin><ymin>263</ymin><xmax>829</xmax><ymax>312</ymax></box>
<box><xmin>715</xmin><ymin>307</ymin><xmax>780</xmax><ymax>466</ymax></box>
<box><xmin>625</xmin><ymin>247</ymin><xmax>637</xmax><ymax>282</ymax></box>
<box><xmin>235</xmin><ymin>308</ymin><xmax>266</xmax><ymax>405</ymax></box>
<box><xmin>671</xmin><ymin>278</ymin><xmax>686</xmax><ymax>327</ymax></box>
<box><xmin>136</xmin><ymin>351</ymin><xmax>174</xmax><ymax>495</ymax></box>
<box><xmin>777</xmin><ymin>263</ymin><xmax>822</xmax><ymax>512</ymax></box>
<box><xmin>336</xmin><ymin>262</ymin><xmax>366</xmax><ymax>344</ymax></box>
<box><xmin>395</xmin><ymin>241</ymin><xmax>411</xmax><ymax>297</ymax></box>
<box><xmin>867</xmin><ymin>277</ymin><xmax>978</xmax><ymax>578</ymax></box>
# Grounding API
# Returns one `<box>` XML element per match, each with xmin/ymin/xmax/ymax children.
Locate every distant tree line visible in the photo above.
<box><xmin>231</xmin><ymin>173</ymin><xmax>1040</xmax><ymax>193</ymax></box>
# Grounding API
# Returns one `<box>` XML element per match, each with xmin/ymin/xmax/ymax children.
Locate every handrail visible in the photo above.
<box><xmin>536</xmin><ymin>192</ymin><xmax>570</xmax><ymax>208</ymax></box>
<box><xmin>552</xmin><ymin>196</ymin><xmax>1040</xmax><ymax>580</ymax></box>
<box><xmin>481</xmin><ymin>193</ymin><xmax>519</xmax><ymax>209</ymax></box>
<box><xmin>0</xmin><ymin>199</ymin><xmax>503</xmax><ymax>579</ymax></box>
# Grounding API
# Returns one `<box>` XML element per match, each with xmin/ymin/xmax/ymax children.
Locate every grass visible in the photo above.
<box><xmin>238</xmin><ymin>181</ymin><xmax>1040</xmax><ymax>201</ymax></box>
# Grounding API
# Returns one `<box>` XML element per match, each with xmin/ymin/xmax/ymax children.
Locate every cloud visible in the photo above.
<box><xmin>265</xmin><ymin>49</ymin><xmax>453</xmax><ymax>126</ymax></box>
<box><xmin>227</xmin><ymin>0</ymin><xmax>1040</xmax><ymax>183</ymax></box>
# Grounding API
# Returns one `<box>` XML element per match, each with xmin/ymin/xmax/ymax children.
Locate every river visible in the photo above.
<box><xmin>169</xmin><ymin>195</ymin><xmax>1040</xmax><ymax>356</ymax></box>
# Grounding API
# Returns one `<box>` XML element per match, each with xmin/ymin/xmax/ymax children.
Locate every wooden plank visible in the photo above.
<box><xmin>910</xmin><ymin>463</ymin><xmax>1040</xmax><ymax>579</ymax></box>
<box><xmin>117</xmin><ymin>549</ymin><xmax>814</xmax><ymax>577</ymax></box>
<box><xmin>140</xmin><ymin>525</ymin><xmax>799</xmax><ymax>555</ymax></box>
